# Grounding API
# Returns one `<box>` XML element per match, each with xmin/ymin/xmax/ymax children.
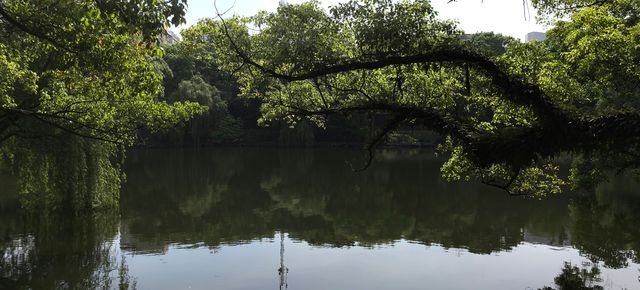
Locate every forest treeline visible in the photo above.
<box><xmin>148</xmin><ymin>31</ymin><xmax>515</xmax><ymax>147</ymax></box>
<box><xmin>147</xmin><ymin>33</ymin><xmax>510</xmax><ymax>147</ymax></box>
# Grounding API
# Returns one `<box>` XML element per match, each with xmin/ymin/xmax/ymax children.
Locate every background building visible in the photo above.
<box><xmin>525</xmin><ymin>31</ymin><xmax>546</xmax><ymax>43</ymax></box>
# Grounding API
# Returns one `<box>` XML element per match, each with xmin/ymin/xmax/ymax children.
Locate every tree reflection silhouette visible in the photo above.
<box><xmin>538</xmin><ymin>262</ymin><xmax>603</xmax><ymax>290</ymax></box>
<box><xmin>120</xmin><ymin>148</ymin><xmax>573</xmax><ymax>253</ymax></box>
<box><xmin>2</xmin><ymin>148</ymin><xmax>640</xmax><ymax>289</ymax></box>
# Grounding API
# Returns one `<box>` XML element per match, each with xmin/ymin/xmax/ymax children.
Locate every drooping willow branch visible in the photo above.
<box><xmin>0</xmin><ymin>107</ymin><xmax>124</xmax><ymax>144</ymax></box>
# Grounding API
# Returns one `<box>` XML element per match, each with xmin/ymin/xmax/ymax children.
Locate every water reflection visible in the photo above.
<box><xmin>538</xmin><ymin>262</ymin><xmax>605</xmax><ymax>290</ymax></box>
<box><xmin>121</xmin><ymin>148</ymin><xmax>573</xmax><ymax>253</ymax></box>
<box><xmin>0</xmin><ymin>148</ymin><xmax>639</xmax><ymax>289</ymax></box>
<box><xmin>0</xmin><ymin>211</ymin><xmax>122</xmax><ymax>289</ymax></box>
<box><xmin>569</xmin><ymin>178</ymin><xmax>640</xmax><ymax>268</ymax></box>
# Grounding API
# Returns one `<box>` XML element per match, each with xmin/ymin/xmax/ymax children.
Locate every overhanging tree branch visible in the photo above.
<box><xmin>283</xmin><ymin>102</ymin><xmax>475</xmax><ymax>143</ymax></box>
<box><xmin>218</xmin><ymin>15</ymin><xmax>567</xmax><ymax>124</ymax></box>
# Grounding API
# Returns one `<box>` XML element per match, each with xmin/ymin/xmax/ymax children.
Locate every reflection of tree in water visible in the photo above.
<box><xmin>0</xmin><ymin>209</ymin><xmax>135</xmax><ymax>289</ymax></box>
<box><xmin>3</xmin><ymin>148</ymin><xmax>640</xmax><ymax>288</ymax></box>
<box><xmin>118</xmin><ymin>255</ymin><xmax>137</xmax><ymax>290</ymax></box>
<box><xmin>117</xmin><ymin>148</ymin><xmax>640</xmax><ymax>287</ymax></box>
<box><xmin>120</xmin><ymin>148</ymin><xmax>574</xmax><ymax>254</ymax></box>
<box><xmin>120</xmin><ymin>148</ymin><xmax>276</xmax><ymax>252</ymax></box>
<box><xmin>568</xmin><ymin>178</ymin><xmax>640</xmax><ymax>268</ymax></box>
<box><xmin>252</xmin><ymin>149</ymin><xmax>575</xmax><ymax>252</ymax></box>
<box><xmin>538</xmin><ymin>262</ymin><xmax>604</xmax><ymax>290</ymax></box>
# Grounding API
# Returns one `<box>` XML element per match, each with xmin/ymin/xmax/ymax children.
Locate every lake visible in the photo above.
<box><xmin>1</xmin><ymin>148</ymin><xmax>640</xmax><ymax>289</ymax></box>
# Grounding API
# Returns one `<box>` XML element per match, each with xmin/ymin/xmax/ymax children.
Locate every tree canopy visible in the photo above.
<box><xmin>2</xmin><ymin>0</ymin><xmax>639</xmax><ymax>208</ymax></box>
<box><xmin>194</xmin><ymin>0</ymin><xmax>640</xmax><ymax>196</ymax></box>
<box><xmin>0</xmin><ymin>0</ymin><xmax>205</xmax><ymax>209</ymax></box>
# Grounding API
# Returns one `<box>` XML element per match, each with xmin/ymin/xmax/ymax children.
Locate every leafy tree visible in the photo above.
<box><xmin>155</xmin><ymin>43</ymin><xmax>244</xmax><ymax>145</ymax></box>
<box><xmin>173</xmin><ymin>75</ymin><xmax>218</xmax><ymax>107</ymax></box>
<box><xmin>172</xmin><ymin>74</ymin><xmax>243</xmax><ymax>144</ymax></box>
<box><xmin>0</xmin><ymin>0</ymin><xmax>205</xmax><ymax>209</ymax></box>
<box><xmin>465</xmin><ymin>32</ymin><xmax>516</xmax><ymax>56</ymax></box>
<box><xmin>203</xmin><ymin>0</ymin><xmax>640</xmax><ymax>196</ymax></box>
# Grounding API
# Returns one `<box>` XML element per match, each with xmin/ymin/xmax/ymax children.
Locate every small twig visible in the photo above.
<box><xmin>214</xmin><ymin>0</ymin><xmax>237</xmax><ymax>17</ymax></box>
<box><xmin>348</xmin><ymin>115</ymin><xmax>405</xmax><ymax>172</ymax></box>
<box><xmin>480</xmin><ymin>168</ymin><xmax>526</xmax><ymax>196</ymax></box>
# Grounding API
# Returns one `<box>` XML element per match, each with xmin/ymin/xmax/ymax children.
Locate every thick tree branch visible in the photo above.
<box><xmin>467</xmin><ymin>112</ymin><xmax>640</xmax><ymax>168</ymax></box>
<box><xmin>223</xmin><ymin>28</ymin><xmax>567</xmax><ymax>124</ymax></box>
<box><xmin>284</xmin><ymin>102</ymin><xmax>475</xmax><ymax>143</ymax></box>
<box><xmin>215</xmin><ymin>5</ymin><xmax>567</xmax><ymax>124</ymax></box>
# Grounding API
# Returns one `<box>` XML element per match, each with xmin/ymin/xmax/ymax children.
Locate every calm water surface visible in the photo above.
<box><xmin>1</xmin><ymin>148</ymin><xmax>640</xmax><ymax>289</ymax></box>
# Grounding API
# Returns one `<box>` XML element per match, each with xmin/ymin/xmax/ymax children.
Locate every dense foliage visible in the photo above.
<box><xmin>198</xmin><ymin>0</ymin><xmax>640</xmax><ymax>196</ymax></box>
<box><xmin>0</xmin><ymin>0</ymin><xmax>205</xmax><ymax>210</ymax></box>
<box><xmin>2</xmin><ymin>0</ymin><xmax>638</xmax><ymax>207</ymax></box>
<box><xmin>154</xmin><ymin>27</ymin><xmax>383</xmax><ymax>147</ymax></box>
<box><xmin>151</xmin><ymin>41</ymin><xmax>246</xmax><ymax>145</ymax></box>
